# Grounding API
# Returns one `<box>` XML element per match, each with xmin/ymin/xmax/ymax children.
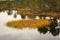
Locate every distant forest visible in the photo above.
<box><xmin>0</xmin><ymin>0</ymin><xmax>60</xmax><ymax>12</ymax></box>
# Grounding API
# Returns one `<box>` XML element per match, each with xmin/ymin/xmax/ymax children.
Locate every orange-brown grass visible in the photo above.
<box><xmin>6</xmin><ymin>19</ymin><xmax>51</xmax><ymax>29</ymax></box>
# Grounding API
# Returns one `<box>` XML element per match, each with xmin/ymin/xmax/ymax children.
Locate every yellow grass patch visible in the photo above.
<box><xmin>6</xmin><ymin>19</ymin><xmax>51</xmax><ymax>29</ymax></box>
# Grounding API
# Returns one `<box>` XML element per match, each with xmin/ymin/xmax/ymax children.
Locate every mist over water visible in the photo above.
<box><xmin>0</xmin><ymin>10</ymin><xmax>60</xmax><ymax>40</ymax></box>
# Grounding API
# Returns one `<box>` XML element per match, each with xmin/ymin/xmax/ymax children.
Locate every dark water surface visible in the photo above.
<box><xmin>0</xmin><ymin>11</ymin><xmax>60</xmax><ymax>40</ymax></box>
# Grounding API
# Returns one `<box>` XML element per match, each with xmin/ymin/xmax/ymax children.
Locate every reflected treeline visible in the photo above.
<box><xmin>50</xmin><ymin>18</ymin><xmax>58</xmax><ymax>27</ymax></box>
<box><xmin>49</xmin><ymin>27</ymin><xmax>60</xmax><ymax>36</ymax></box>
<box><xmin>37</xmin><ymin>20</ymin><xmax>60</xmax><ymax>36</ymax></box>
<box><xmin>14</xmin><ymin>13</ymin><xmax>17</xmax><ymax>18</ymax></box>
<box><xmin>7</xmin><ymin>10</ymin><xmax>12</xmax><ymax>15</ymax></box>
<box><xmin>38</xmin><ymin>27</ymin><xmax>48</xmax><ymax>34</ymax></box>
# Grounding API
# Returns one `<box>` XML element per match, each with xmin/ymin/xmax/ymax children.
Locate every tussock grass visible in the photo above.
<box><xmin>6</xmin><ymin>19</ymin><xmax>51</xmax><ymax>29</ymax></box>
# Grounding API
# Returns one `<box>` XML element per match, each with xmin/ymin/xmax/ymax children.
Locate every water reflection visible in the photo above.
<box><xmin>0</xmin><ymin>11</ymin><xmax>60</xmax><ymax>40</ymax></box>
<box><xmin>50</xmin><ymin>18</ymin><xmax>58</xmax><ymax>27</ymax></box>
<box><xmin>14</xmin><ymin>13</ymin><xmax>17</xmax><ymax>18</ymax></box>
<box><xmin>1</xmin><ymin>11</ymin><xmax>60</xmax><ymax>37</ymax></box>
<box><xmin>37</xmin><ymin>22</ymin><xmax>60</xmax><ymax>36</ymax></box>
<box><xmin>7</xmin><ymin>10</ymin><xmax>13</xmax><ymax>15</ymax></box>
<box><xmin>38</xmin><ymin>27</ymin><xmax>48</xmax><ymax>34</ymax></box>
<box><xmin>50</xmin><ymin>27</ymin><xmax>60</xmax><ymax>36</ymax></box>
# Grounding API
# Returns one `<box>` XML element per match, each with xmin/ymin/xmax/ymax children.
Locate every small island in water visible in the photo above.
<box><xmin>6</xmin><ymin>19</ymin><xmax>51</xmax><ymax>29</ymax></box>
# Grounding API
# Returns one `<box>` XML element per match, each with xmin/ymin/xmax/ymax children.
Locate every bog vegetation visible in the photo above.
<box><xmin>6</xmin><ymin>19</ymin><xmax>51</xmax><ymax>29</ymax></box>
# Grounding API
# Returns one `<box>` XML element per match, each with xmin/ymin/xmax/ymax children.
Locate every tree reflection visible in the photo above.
<box><xmin>38</xmin><ymin>26</ymin><xmax>60</xmax><ymax>36</ymax></box>
<box><xmin>14</xmin><ymin>13</ymin><xmax>17</xmax><ymax>18</ymax></box>
<box><xmin>50</xmin><ymin>18</ymin><xmax>58</xmax><ymax>27</ymax></box>
<box><xmin>7</xmin><ymin>10</ymin><xmax>12</xmax><ymax>15</ymax></box>
<box><xmin>38</xmin><ymin>27</ymin><xmax>48</xmax><ymax>34</ymax></box>
<box><xmin>50</xmin><ymin>27</ymin><xmax>59</xmax><ymax>36</ymax></box>
<box><xmin>37</xmin><ymin>20</ymin><xmax>60</xmax><ymax>36</ymax></box>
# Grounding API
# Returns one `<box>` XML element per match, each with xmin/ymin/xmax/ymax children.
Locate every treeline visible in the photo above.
<box><xmin>0</xmin><ymin>0</ymin><xmax>60</xmax><ymax>12</ymax></box>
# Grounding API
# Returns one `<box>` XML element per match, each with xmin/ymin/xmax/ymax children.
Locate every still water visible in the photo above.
<box><xmin>0</xmin><ymin>11</ymin><xmax>60</xmax><ymax>40</ymax></box>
